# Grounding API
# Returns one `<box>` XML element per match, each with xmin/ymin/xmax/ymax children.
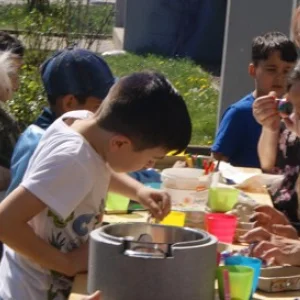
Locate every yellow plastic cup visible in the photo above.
<box><xmin>160</xmin><ymin>211</ymin><xmax>186</xmax><ymax>226</ymax></box>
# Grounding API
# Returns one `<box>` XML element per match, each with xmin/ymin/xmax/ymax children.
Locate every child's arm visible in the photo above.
<box><xmin>253</xmin><ymin>93</ymin><xmax>281</xmax><ymax>171</ymax></box>
<box><xmin>109</xmin><ymin>171</ymin><xmax>144</xmax><ymax>199</ymax></box>
<box><xmin>257</xmin><ymin>128</ymin><xmax>279</xmax><ymax>171</ymax></box>
<box><xmin>109</xmin><ymin>171</ymin><xmax>170</xmax><ymax>219</ymax></box>
<box><xmin>0</xmin><ymin>186</ymin><xmax>86</xmax><ymax>277</ymax></box>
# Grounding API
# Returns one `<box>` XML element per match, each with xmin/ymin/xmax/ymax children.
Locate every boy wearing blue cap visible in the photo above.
<box><xmin>0</xmin><ymin>71</ymin><xmax>192</xmax><ymax>299</ymax></box>
<box><xmin>6</xmin><ymin>47</ymin><xmax>162</xmax><ymax>197</ymax></box>
<box><xmin>6</xmin><ymin>48</ymin><xmax>116</xmax><ymax>195</ymax></box>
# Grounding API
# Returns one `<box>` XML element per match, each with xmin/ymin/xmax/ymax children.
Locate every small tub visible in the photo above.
<box><xmin>161</xmin><ymin>168</ymin><xmax>209</xmax><ymax>211</ymax></box>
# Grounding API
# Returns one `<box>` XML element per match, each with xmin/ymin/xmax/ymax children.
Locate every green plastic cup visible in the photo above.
<box><xmin>106</xmin><ymin>192</ymin><xmax>130</xmax><ymax>212</ymax></box>
<box><xmin>208</xmin><ymin>187</ymin><xmax>239</xmax><ymax>212</ymax></box>
<box><xmin>217</xmin><ymin>265</ymin><xmax>254</xmax><ymax>300</ymax></box>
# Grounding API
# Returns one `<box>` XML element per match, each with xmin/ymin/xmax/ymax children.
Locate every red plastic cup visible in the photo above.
<box><xmin>205</xmin><ymin>213</ymin><xmax>237</xmax><ymax>243</ymax></box>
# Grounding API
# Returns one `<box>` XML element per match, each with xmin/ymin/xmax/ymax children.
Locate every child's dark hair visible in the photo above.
<box><xmin>0</xmin><ymin>32</ymin><xmax>24</xmax><ymax>57</ymax></box>
<box><xmin>287</xmin><ymin>60</ymin><xmax>300</xmax><ymax>91</ymax></box>
<box><xmin>252</xmin><ymin>32</ymin><xmax>297</xmax><ymax>65</ymax></box>
<box><xmin>96</xmin><ymin>71</ymin><xmax>192</xmax><ymax>153</ymax></box>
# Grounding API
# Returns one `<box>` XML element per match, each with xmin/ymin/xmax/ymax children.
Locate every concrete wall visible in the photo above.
<box><xmin>115</xmin><ymin>0</ymin><xmax>126</xmax><ymax>27</ymax></box>
<box><xmin>217</xmin><ymin>0</ymin><xmax>297</xmax><ymax>125</ymax></box>
<box><xmin>123</xmin><ymin>0</ymin><xmax>226</xmax><ymax>64</ymax></box>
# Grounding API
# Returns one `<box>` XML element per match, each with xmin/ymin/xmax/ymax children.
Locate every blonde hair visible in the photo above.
<box><xmin>0</xmin><ymin>51</ymin><xmax>17</xmax><ymax>102</ymax></box>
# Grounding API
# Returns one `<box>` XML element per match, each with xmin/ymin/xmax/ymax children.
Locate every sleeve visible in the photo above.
<box><xmin>211</xmin><ymin>107</ymin><xmax>243</xmax><ymax>159</ymax></box>
<box><xmin>21</xmin><ymin>153</ymin><xmax>94</xmax><ymax>220</ymax></box>
<box><xmin>6</xmin><ymin>128</ymin><xmax>43</xmax><ymax>195</ymax></box>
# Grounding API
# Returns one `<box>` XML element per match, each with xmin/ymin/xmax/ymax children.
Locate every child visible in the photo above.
<box><xmin>253</xmin><ymin>61</ymin><xmax>300</xmax><ymax>225</ymax></box>
<box><xmin>0</xmin><ymin>71</ymin><xmax>192</xmax><ymax>299</ymax></box>
<box><xmin>0</xmin><ymin>33</ymin><xmax>24</xmax><ymax>195</ymax></box>
<box><xmin>6</xmin><ymin>47</ymin><xmax>116</xmax><ymax>195</ymax></box>
<box><xmin>7</xmin><ymin>47</ymin><xmax>165</xmax><ymax>197</ymax></box>
<box><xmin>212</xmin><ymin>32</ymin><xmax>297</xmax><ymax>168</ymax></box>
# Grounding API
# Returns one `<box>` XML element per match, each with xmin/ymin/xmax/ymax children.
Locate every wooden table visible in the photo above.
<box><xmin>70</xmin><ymin>273</ymin><xmax>300</xmax><ymax>300</ymax></box>
<box><xmin>69</xmin><ymin>169</ymin><xmax>294</xmax><ymax>300</ymax></box>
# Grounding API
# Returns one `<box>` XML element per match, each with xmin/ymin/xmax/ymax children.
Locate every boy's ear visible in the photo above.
<box><xmin>61</xmin><ymin>94</ymin><xmax>80</xmax><ymax>112</ymax></box>
<box><xmin>248</xmin><ymin>63</ymin><xmax>256</xmax><ymax>78</ymax></box>
<box><xmin>109</xmin><ymin>135</ymin><xmax>132</xmax><ymax>152</ymax></box>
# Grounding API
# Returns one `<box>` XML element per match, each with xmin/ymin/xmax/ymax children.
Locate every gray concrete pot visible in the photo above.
<box><xmin>88</xmin><ymin>223</ymin><xmax>217</xmax><ymax>300</ymax></box>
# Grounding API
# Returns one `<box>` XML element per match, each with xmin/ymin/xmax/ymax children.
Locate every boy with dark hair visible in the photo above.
<box><xmin>0</xmin><ymin>71</ymin><xmax>191</xmax><ymax>299</ymax></box>
<box><xmin>6</xmin><ymin>47</ymin><xmax>163</xmax><ymax>197</ymax></box>
<box><xmin>212</xmin><ymin>32</ymin><xmax>298</xmax><ymax>167</ymax></box>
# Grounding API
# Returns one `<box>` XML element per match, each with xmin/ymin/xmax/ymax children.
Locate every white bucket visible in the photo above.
<box><xmin>161</xmin><ymin>168</ymin><xmax>209</xmax><ymax>211</ymax></box>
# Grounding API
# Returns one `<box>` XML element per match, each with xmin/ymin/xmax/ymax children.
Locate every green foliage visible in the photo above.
<box><xmin>0</xmin><ymin>3</ymin><xmax>114</xmax><ymax>35</ymax></box>
<box><xmin>0</xmin><ymin>3</ymin><xmax>114</xmax><ymax>65</ymax></box>
<box><xmin>6</xmin><ymin>64</ymin><xmax>47</xmax><ymax>129</ymax></box>
<box><xmin>105</xmin><ymin>53</ymin><xmax>219</xmax><ymax>145</ymax></box>
<box><xmin>7</xmin><ymin>53</ymin><xmax>218</xmax><ymax>145</ymax></box>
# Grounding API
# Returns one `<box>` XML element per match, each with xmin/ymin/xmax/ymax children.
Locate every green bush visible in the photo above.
<box><xmin>7</xmin><ymin>53</ymin><xmax>218</xmax><ymax>145</ymax></box>
<box><xmin>6</xmin><ymin>64</ymin><xmax>46</xmax><ymax>129</ymax></box>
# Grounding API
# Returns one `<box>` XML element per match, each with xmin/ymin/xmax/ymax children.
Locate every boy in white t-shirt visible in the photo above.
<box><xmin>0</xmin><ymin>71</ymin><xmax>192</xmax><ymax>300</ymax></box>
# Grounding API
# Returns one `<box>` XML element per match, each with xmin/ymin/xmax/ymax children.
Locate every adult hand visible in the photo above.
<box><xmin>252</xmin><ymin>91</ymin><xmax>280</xmax><ymax>132</ymax></box>
<box><xmin>251</xmin><ymin>240</ymin><xmax>300</xmax><ymax>266</ymax></box>
<box><xmin>283</xmin><ymin>112</ymin><xmax>300</xmax><ymax>137</ymax></box>
<box><xmin>272</xmin><ymin>224</ymin><xmax>298</xmax><ymax>240</ymax></box>
<box><xmin>136</xmin><ymin>187</ymin><xmax>171</xmax><ymax>220</ymax></box>
<box><xmin>242</xmin><ymin>225</ymin><xmax>298</xmax><ymax>244</ymax></box>
<box><xmin>250</xmin><ymin>205</ymin><xmax>290</xmax><ymax>230</ymax></box>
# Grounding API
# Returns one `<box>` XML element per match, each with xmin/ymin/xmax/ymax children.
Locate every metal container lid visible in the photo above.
<box><xmin>93</xmin><ymin>222</ymin><xmax>215</xmax><ymax>258</ymax></box>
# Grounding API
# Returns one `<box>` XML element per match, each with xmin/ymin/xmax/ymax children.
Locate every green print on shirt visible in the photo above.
<box><xmin>49</xmin><ymin>231</ymin><xmax>66</xmax><ymax>250</ymax></box>
<box><xmin>47</xmin><ymin>284</ymin><xmax>58</xmax><ymax>300</ymax></box>
<box><xmin>48</xmin><ymin>210</ymin><xmax>75</xmax><ymax>228</ymax></box>
<box><xmin>47</xmin><ymin>278</ymin><xmax>72</xmax><ymax>300</ymax></box>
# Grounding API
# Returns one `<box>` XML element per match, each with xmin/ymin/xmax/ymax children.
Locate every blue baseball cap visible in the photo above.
<box><xmin>41</xmin><ymin>48</ymin><xmax>115</xmax><ymax>100</ymax></box>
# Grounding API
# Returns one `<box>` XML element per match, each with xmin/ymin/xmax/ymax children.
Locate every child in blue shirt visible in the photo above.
<box><xmin>212</xmin><ymin>32</ymin><xmax>297</xmax><ymax>168</ymax></box>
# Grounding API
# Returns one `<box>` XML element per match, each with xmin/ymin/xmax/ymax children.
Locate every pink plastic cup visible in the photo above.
<box><xmin>205</xmin><ymin>213</ymin><xmax>237</xmax><ymax>243</ymax></box>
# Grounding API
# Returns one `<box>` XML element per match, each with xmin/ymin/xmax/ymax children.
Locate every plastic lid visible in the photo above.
<box><xmin>161</xmin><ymin>168</ymin><xmax>204</xmax><ymax>179</ymax></box>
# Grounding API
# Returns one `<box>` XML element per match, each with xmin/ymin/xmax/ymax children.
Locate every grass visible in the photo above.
<box><xmin>8</xmin><ymin>52</ymin><xmax>218</xmax><ymax>146</ymax></box>
<box><xmin>104</xmin><ymin>53</ymin><xmax>219</xmax><ymax>145</ymax></box>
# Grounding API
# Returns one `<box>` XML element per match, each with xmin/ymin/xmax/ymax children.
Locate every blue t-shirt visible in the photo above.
<box><xmin>211</xmin><ymin>93</ymin><xmax>262</xmax><ymax>168</ymax></box>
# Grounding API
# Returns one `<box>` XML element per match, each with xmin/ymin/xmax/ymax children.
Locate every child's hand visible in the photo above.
<box><xmin>173</xmin><ymin>160</ymin><xmax>186</xmax><ymax>168</ymax></box>
<box><xmin>81</xmin><ymin>291</ymin><xmax>101</xmax><ymax>300</ymax></box>
<box><xmin>136</xmin><ymin>187</ymin><xmax>171</xmax><ymax>220</ymax></box>
<box><xmin>253</xmin><ymin>91</ymin><xmax>280</xmax><ymax>132</ymax></box>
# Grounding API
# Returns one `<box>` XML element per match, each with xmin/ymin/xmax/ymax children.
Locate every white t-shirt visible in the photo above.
<box><xmin>0</xmin><ymin>110</ymin><xmax>111</xmax><ymax>300</ymax></box>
